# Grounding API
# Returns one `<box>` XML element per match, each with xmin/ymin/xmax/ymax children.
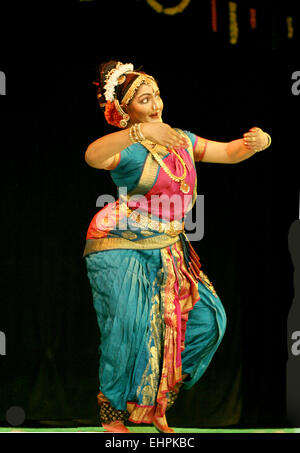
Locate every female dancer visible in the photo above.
<box><xmin>83</xmin><ymin>61</ymin><xmax>271</xmax><ymax>433</ymax></box>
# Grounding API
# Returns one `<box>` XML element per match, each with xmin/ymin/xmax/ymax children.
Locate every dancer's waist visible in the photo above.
<box><xmin>128</xmin><ymin>209</ymin><xmax>184</xmax><ymax>237</ymax></box>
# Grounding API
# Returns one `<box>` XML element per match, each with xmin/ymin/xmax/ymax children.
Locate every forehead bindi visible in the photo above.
<box><xmin>135</xmin><ymin>82</ymin><xmax>159</xmax><ymax>99</ymax></box>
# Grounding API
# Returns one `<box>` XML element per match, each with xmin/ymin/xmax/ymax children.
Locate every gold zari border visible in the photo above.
<box><xmin>83</xmin><ymin>234</ymin><xmax>180</xmax><ymax>257</ymax></box>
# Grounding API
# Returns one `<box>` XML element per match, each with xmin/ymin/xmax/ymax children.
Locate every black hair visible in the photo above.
<box><xmin>94</xmin><ymin>60</ymin><xmax>156</xmax><ymax>110</ymax></box>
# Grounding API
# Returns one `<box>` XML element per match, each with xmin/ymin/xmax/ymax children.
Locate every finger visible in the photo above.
<box><xmin>170</xmin><ymin>130</ymin><xmax>184</xmax><ymax>141</ymax></box>
<box><xmin>171</xmin><ymin>129</ymin><xmax>187</xmax><ymax>141</ymax></box>
<box><xmin>169</xmin><ymin>134</ymin><xmax>185</xmax><ymax>148</ymax></box>
<box><xmin>243</xmin><ymin>137</ymin><xmax>255</xmax><ymax>145</ymax></box>
<box><xmin>243</xmin><ymin>137</ymin><xmax>255</xmax><ymax>148</ymax></box>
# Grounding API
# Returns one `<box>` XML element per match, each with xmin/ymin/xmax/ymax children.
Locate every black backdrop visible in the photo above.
<box><xmin>0</xmin><ymin>0</ymin><xmax>299</xmax><ymax>429</ymax></box>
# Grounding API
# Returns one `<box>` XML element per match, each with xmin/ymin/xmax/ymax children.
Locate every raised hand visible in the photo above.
<box><xmin>141</xmin><ymin>122</ymin><xmax>189</xmax><ymax>149</ymax></box>
<box><xmin>243</xmin><ymin>127</ymin><xmax>269</xmax><ymax>152</ymax></box>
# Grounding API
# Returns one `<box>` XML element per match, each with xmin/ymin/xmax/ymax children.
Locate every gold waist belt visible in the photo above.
<box><xmin>129</xmin><ymin>210</ymin><xmax>185</xmax><ymax>237</ymax></box>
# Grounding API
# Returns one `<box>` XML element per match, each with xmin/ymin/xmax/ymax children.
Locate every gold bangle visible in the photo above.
<box><xmin>133</xmin><ymin>123</ymin><xmax>139</xmax><ymax>142</ymax></box>
<box><xmin>129</xmin><ymin>126</ymin><xmax>138</xmax><ymax>144</ymax></box>
<box><xmin>136</xmin><ymin>123</ymin><xmax>146</xmax><ymax>141</ymax></box>
<box><xmin>129</xmin><ymin>127</ymin><xmax>133</xmax><ymax>143</ymax></box>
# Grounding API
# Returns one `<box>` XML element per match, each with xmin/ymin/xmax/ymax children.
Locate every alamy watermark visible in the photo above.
<box><xmin>291</xmin><ymin>71</ymin><xmax>300</xmax><ymax>96</ymax></box>
<box><xmin>290</xmin><ymin>331</ymin><xmax>300</xmax><ymax>356</ymax></box>
<box><xmin>0</xmin><ymin>330</ymin><xmax>6</xmax><ymax>355</ymax></box>
<box><xmin>0</xmin><ymin>71</ymin><xmax>6</xmax><ymax>95</ymax></box>
<box><xmin>95</xmin><ymin>187</ymin><xmax>204</xmax><ymax>241</ymax></box>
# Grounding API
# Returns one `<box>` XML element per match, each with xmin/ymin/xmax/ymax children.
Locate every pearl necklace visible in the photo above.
<box><xmin>143</xmin><ymin>141</ymin><xmax>191</xmax><ymax>194</ymax></box>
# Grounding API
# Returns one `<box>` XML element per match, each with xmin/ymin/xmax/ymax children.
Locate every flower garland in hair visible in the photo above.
<box><xmin>103</xmin><ymin>63</ymin><xmax>134</xmax><ymax>102</ymax></box>
<box><xmin>104</xmin><ymin>101</ymin><xmax>124</xmax><ymax>128</ymax></box>
<box><xmin>146</xmin><ymin>0</ymin><xmax>191</xmax><ymax>16</ymax></box>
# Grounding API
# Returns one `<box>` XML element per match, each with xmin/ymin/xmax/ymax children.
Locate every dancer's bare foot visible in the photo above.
<box><xmin>102</xmin><ymin>420</ymin><xmax>131</xmax><ymax>433</ymax></box>
<box><xmin>153</xmin><ymin>414</ymin><xmax>174</xmax><ymax>433</ymax></box>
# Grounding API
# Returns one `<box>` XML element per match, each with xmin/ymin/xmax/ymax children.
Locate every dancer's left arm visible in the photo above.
<box><xmin>195</xmin><ymin>127</ymin><xmax>271</xmax><ymax>164</ymax></box>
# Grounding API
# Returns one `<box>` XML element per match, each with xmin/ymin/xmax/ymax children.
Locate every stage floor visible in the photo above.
<box><xmin>0</xmin><ymin>427</ymin><xmax>300</xmax><ymax>433</ymax></box>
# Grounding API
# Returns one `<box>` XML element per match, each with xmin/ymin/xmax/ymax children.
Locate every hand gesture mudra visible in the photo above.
<box><xmin>243</xmin><ymin>127</ymin><xmax>269</xmax><ymax>153</ymax></box>
<box><xmin>142</xmin><ymin>122</ymin><xmax>189</xmax><ymax>149</ymax></box>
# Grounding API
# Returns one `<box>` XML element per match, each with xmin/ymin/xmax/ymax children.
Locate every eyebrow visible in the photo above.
<box><xmin>138</xmin><ymin>89</ymin><xmax>160</xmax><ymax>100</ymax></box>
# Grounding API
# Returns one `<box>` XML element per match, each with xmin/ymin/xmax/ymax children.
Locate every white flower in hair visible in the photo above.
<box><xmin>103</xmin><ymin>63</ymin><xmax>134</xmax><ymax>102</ymax></box>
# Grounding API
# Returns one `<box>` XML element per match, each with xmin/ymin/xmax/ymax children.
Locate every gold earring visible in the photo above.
<box><xmin>114</xmin><ymin>99</ymin><xmax>130</xmax><ymax>128</ymax></box>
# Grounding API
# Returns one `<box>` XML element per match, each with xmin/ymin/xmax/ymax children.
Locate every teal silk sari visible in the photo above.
<box><xmin>84</xmin><ymin>130</ymin><xmax>227</xmax><ymax>424</ymax></box>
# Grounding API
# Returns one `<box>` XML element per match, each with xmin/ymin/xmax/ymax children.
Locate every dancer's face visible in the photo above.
<box><xmin>126</xmin><ymin>81</ymin><xmax>163</xmax><ymax>125</ymax></box>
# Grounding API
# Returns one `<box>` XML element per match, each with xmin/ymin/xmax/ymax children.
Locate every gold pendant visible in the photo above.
<box><xmin>180</xmin><ymin>180</ymin><xmax>190</xmax><ymax>194</ymax></box>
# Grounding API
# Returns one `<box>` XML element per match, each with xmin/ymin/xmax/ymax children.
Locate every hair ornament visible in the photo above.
<box><xmin>103</xmin><ymin>62</ymin><xmax>134</xmax><ymax>102</ymax></box>
<box><xmin>104</xmin><ymin>99</ymin><xmax>130</xmax><ymax>129</ymax></box>
<box><xmin>121</xmin><ymin>73</ymin><xmax>155</xmax><ymax>106</ymax></box>
<box><xmin>117</xmin><ymin>75</ymin><xmax>126</xmax><ymax>85</ymax></box>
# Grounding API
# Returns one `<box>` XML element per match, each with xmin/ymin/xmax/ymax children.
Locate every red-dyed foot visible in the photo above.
<box><xmin>102</xmin><ymin>420</ymin><xmax>131</xmax><ymax>433</ymax></box>
<box><xmin>153</xmin><ymin>415</ymin><xmax>174</xmax><ymax>433</ymax></box>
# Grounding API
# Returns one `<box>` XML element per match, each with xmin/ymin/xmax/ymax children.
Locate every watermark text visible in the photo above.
<box><xmin>291</xmin><ymin>71</ymin><xmax>300</xmax><ymax>96</ymax></box>
<box><xmin>0</xmin><ymin>331</ymin><xmax>6</xmax><ymax>355</ymax></box>
<box><xmin>0</xmin><ymin>71</ymin><xmax>6</xmax><ymax>95</ymax></box>
<box><xmin>291</xmin><ymin>331</ymin><xmax>300</xmax><ymax>356</ymax></box>
<box><xmin>95</xmin><ymin>187</ymin><xmax>204</xmax><ymax>241</ymax></box>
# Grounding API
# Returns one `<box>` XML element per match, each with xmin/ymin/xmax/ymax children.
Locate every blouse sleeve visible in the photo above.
<box><xmin>182</xmin><ymin>130</ymin><xmax>208</xmax><ymax>162</ymax></box>
<box><xmin>102</xmin><ymin>152</ymin><xmax>121</xmax><ymax>170</ymax></box>
<box><xmin>109</xmin><ymin>144</ymin><xmax>148</xmax><ymax>191</ymax></box>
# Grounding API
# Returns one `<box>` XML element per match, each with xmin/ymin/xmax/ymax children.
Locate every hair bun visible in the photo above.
<box><xmin>93</xmin><ymin>60</ymin><xmax>122</xmax><ymax>110</ymax></box>
<box><xmin>97</xmin><ymin>60</ymin><xmax>122</xmax><ymax>91</ymax></box>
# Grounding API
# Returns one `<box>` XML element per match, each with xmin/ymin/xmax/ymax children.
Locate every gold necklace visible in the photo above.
<box><xmin>143</xmin><ymin>142</ymin><xmax>190</xmax><ymax>194</ymax></box>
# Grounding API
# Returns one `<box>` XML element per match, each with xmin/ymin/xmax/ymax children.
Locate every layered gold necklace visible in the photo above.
<box><xmin>142</xmin><ymin>141</ymin><xmax>190</xmax><ymax>194</ymax></box>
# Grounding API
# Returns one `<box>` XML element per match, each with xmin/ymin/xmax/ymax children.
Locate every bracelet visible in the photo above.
<box><xmin>136</xmin><ymin>123</ymin><xmax>146</xmax><ymax>141</ymax></box>
<box><xmin>129</xmin><ymin>124</ymin><xmax>139</xmax><ymax>143</ymax></box>
<box><xmin>129</xmin><ymin>126</ymin><xmax>137</xmax><ymax>144</ymax></box>
<box><xmin>132</xmin><ymin>124</ymin><xmax>139</xmax><ymax>142</ymax></box>
<box><xmin>257</xmin><ymin>132</ymin><xmax>272</xmax><ymax>152</ymax></box>
<box><xmin>129</xmin><ymin>123</ymin><xmax>145</xmax><ymax>144</ymax></box>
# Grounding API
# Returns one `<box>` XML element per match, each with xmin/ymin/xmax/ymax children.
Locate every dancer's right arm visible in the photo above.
<box><xmin>85</xmin><ymin>129</ymin><xmax>132</xmax><ymax>169</ymax></box>
<box><xmin>85</xmin><ymin>123</ymin><xmax>188</xmax><ymax>169</ymax></box>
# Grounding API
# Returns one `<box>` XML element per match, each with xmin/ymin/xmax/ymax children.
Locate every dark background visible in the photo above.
<box><xmin>0</xmin><ymin>0</ymin><xmax>299</xmax><ymax>429</ymax></box>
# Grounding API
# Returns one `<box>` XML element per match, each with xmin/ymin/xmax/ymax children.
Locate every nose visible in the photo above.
<box><xmin>153</xmin><ymin>100</ymin><xmax>159</xmax><ymax>111</ymax></box>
